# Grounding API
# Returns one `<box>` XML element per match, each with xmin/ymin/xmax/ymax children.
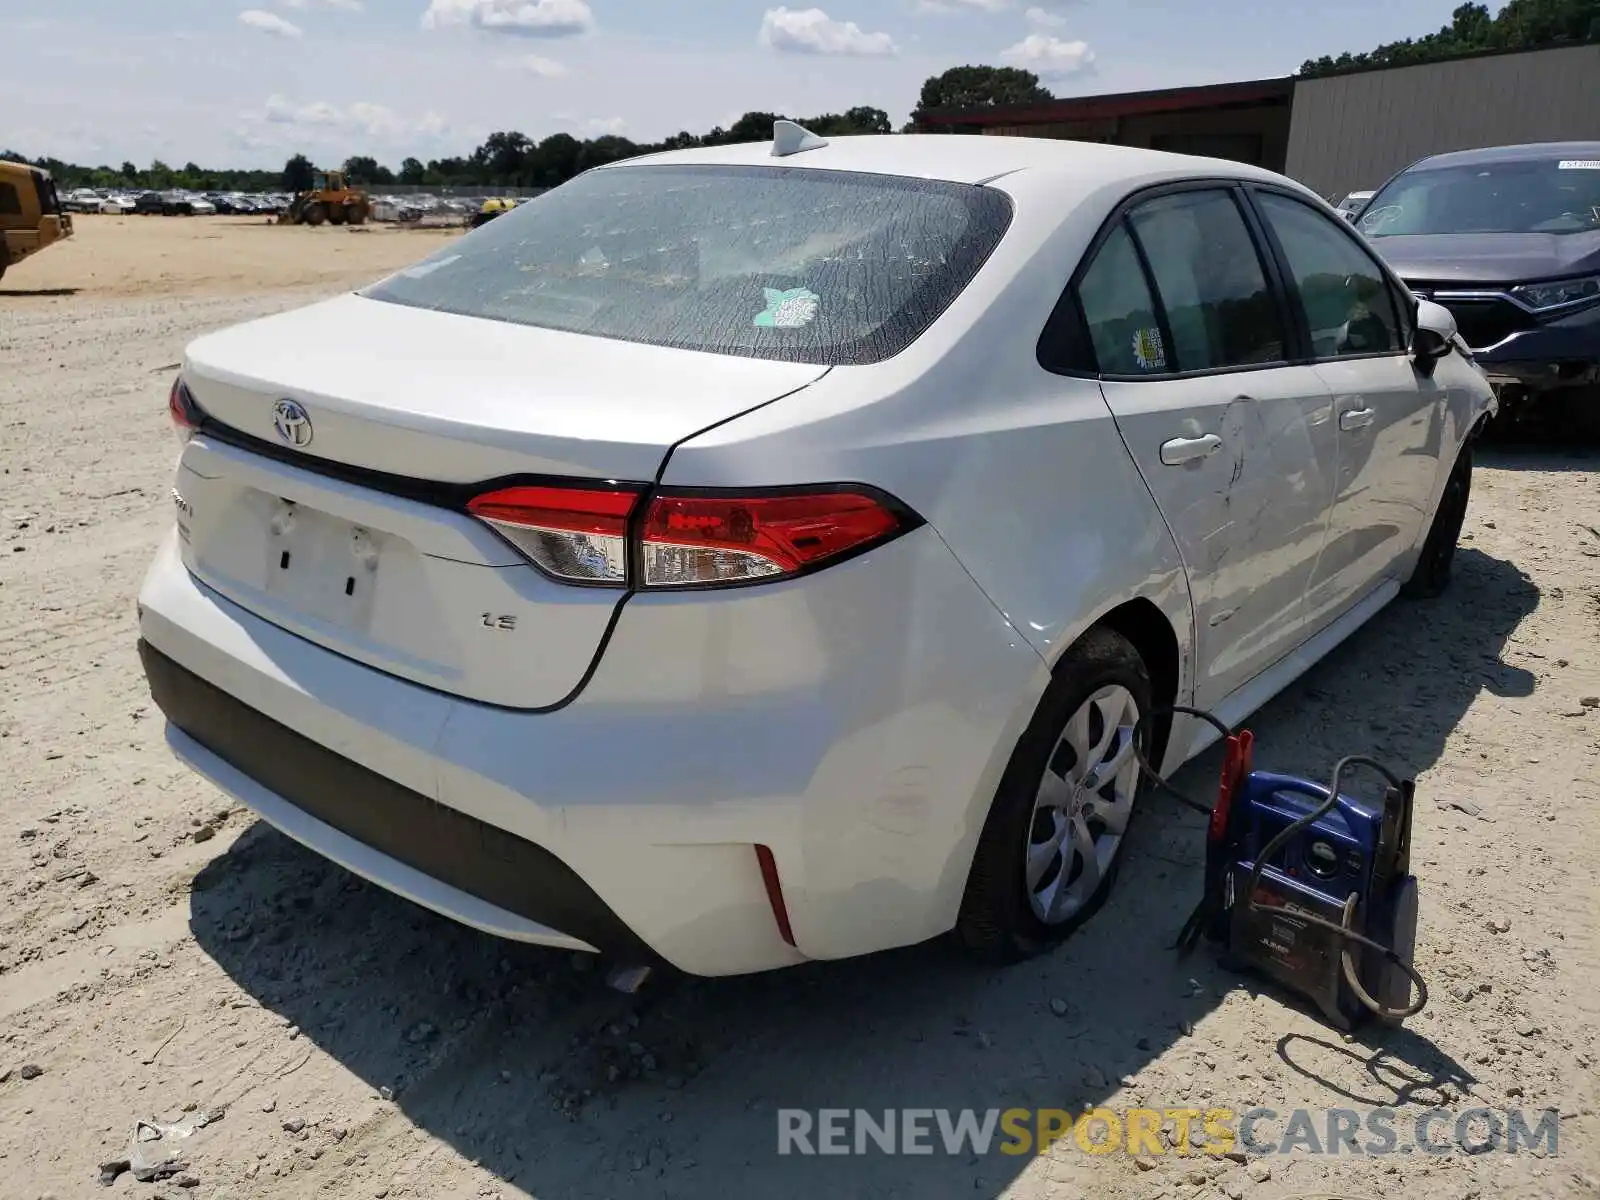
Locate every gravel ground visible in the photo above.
<box><xmin>2</xmin><ymin>232</ymin><xmax>1599</xmax><ymax>1200</ymax></box>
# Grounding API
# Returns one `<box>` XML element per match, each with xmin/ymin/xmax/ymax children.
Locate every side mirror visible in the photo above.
<box><xmin>1411</xmin><ymin>298</ymin><xmax>1456</xmax><ymax>378</ymax></box>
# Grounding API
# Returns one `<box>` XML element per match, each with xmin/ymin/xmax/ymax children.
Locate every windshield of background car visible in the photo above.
<box><xmin>1359</xmin><ymin>158</ymin><xmax>1600</xmax><ymax>237</ymax></box>
<box><xmin>361</xmin><ymin>164</ymin><xmax>1014</xmax><ymax>365</ymax></box>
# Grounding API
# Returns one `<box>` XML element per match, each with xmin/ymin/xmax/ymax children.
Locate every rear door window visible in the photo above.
<box><xmin>1126</xmin><ymin>189</ymin><xmax>1288</xmax><ymax>371</ymax></box>
<box><xmin>362</xmin><ymin>164</ymin><xmax>1014</xmax><ymax>365</ymax></box>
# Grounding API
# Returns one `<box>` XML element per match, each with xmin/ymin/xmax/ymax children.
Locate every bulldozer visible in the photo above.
<box><xmin>1</xmin><ymin>159</ymin><xmax>73</xmax><ymax>281</ymax></box>
<box><xmin>279</xmin><ymin>169</ymin><xmax>370</xmax><ymax>227</ymax></box>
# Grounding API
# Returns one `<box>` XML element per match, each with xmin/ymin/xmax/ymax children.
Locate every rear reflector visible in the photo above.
<box><xmin>467</xmin><ymin>485</ymin><xmax>641</xmax><ymax>586</ymax></box>
<box><xmin>466</xmin><ymin>483</ymin><xmax>915</xmax><ymax>590</ymax></box>
<box><xmin>754</xmin><ymin>845</ymin><xmax>797</xmax><ymax>947</ymax></box>
<box><xmin>640</xmin><ymin>490</ymin><xmax>904</xmax><ymax>588</ymax></box>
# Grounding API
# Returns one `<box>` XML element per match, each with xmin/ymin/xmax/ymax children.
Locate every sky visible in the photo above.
<box><xmin>5</xmin><ymin>0</ymin><xmax>1469</xmax><ymax>169</ymax></box>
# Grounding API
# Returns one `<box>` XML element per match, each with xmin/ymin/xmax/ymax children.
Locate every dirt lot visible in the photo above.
<box><xmin>4</xmin><ymin>214</ymin><xmax>458</xmax><ymax>300</ymax></box>
<box><xmin>2</xmin><ymin>219</ymin><xmax>1599</xmax><ymax>1200</ymax></box>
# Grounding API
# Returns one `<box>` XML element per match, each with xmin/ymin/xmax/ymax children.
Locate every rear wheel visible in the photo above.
<box><xmin>328</xmin><ymin>205</ymin><xmax>347</xmax><ymax>226</ymax></box>
<box><xmin>1401</xmin><ymin>441</ymin><xmax>1472</xmax><ymax>599</ymax></box>
<box><xmin>956</xmin><ymin>627</ymin><xmax>1152</xmax><ymax>962</ymax></box>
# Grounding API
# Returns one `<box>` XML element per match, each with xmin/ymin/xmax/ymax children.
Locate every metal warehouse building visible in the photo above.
<box><xmin>922</xmin><ymin>41</ymin><xmax>1600</xmax><ymax>199</ymax></box>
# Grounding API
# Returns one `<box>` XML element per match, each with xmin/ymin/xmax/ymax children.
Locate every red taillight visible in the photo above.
<box><xmin>168</xmin><ymin>378</ymin><xmax>201</xmax><ymax>441</ymax></box>
<box><xmin>466</xmin><ymin>482</ymin><xmax>914</xmax><ymax>590</ymax></box>
<box><xmin>639</xmin><ymin>490</ymin><xmax>905</xmax><ymax>588</ymax></box>
<box><xmin>467</xmin><ymin>485</ymin><xmax>642</xmax><ymax>586</ymax></box>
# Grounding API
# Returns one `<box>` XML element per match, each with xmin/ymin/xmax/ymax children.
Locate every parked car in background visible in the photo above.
<box><xmin>1360</xmin><ymin>141</ymin><xmax>1600</xmax><ymax>435</ymax></box>
<box><xmin>62</xmin><ymin>188</ymin><xmax>102</xmax><ymax>213</ymax></box>
<box><xmin>132</xmin><ymin>191</ymin><xmax>193</xmax><ymax>216</ymax></box>
<box><xmin>1335</xmin><ymin>190</ymin><xmax>1373</xmax><ymax>222</ymax></box>
<box><xmin>100</xmin><ymin>194</ymin><xmax>138</xmax><ymax>214</ymax></box>
<box><xmin>189</xmin><ymin>197</ymin><xmax>217</xmax><ymax>216</ymax></box>
<box><xmin>139</xmin><ymin>131</ymin><xmax>1492</xmax><ymax>977</ymax></box>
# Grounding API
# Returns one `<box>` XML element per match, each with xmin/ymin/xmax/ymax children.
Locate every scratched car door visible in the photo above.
<box><xmin>1083</xmin><ymin>187</ymin><xmax>1340</xmax><ymax>709</ymax></box>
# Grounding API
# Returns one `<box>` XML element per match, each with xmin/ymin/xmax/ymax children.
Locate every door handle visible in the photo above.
<box><xmin>1159</xmin><ymin>434</ymin><xmax>1223</xmax><ymax>466</ymax></box>
<box><xmin>1339</xmin><ymin>407</ymin><xmax>1376</xmax><ymax>431</ymax></box>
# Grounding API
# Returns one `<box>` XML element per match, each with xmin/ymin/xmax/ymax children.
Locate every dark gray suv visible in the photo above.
<box><xmin>1358</xmin><ymin>141</ymin><xmax>1600</xmax><ymax>435</ymax></box>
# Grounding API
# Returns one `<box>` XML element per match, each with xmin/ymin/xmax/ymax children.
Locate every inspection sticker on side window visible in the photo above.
<box><xmin>1132</xmin><ymin>326</ymin><xmax>1166</xmax><ymax>371</ymax></box>
<box><xmin>754</xmin><ymin>287</ymin><xmax>820</xmax><ymax>329</ymax></box>
<box><xmin>1558</xmin><ymin>160</ymin><xmax>1600</xmax><ymax>170</ymax></box>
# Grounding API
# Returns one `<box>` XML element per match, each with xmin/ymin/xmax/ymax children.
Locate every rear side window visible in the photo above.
<box><xmin>362</xmin><ymin>164</ymin><xmax>1013</xmax><ymax>366</ymax></box>
<box><xmin>1077</xmin><ymin>224</ymin><xmax>1167</xmax><ymax>374</ymax></box>
<box><xmin>1127</xmin><ymin>190</ymin><xmax>1287</xmax><ymax>371</ymax></box>
<box><xmin>0</xmin><ymin>183</ymin><xmax>21</xmax><ymax>217</ymax></box>
<box><xmin>1255</xmin><ymin>191</ymin><xmax>1402</xmax><ymax>358</ymax></box>
<box><xmin>32</xmin><ymin>172</ymin><xmax>59</xmax><ymax>215</ymax></box>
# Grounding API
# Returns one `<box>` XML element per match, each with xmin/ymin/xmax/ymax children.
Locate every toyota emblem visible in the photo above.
<box><xmin>273</xmin><ymin>399</ymin><xmax>313</xmax><ymax>448</ymax></box>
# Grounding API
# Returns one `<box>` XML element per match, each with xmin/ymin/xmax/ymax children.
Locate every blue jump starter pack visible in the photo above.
<box><xmin>1163</xmin><ymin>716</ymin><xmax>1426</xmax><ymax>1030</ymax></box>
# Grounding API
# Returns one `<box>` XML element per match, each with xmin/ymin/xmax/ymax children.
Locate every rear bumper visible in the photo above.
<box><xmin>143</xmin><ymin>640</ymin><xmax>646</xmax><ymax>959</ymax></box>
<box><xmin>137</xmin><ymin>526</ymin><xmax>1046</xmax><ymax>975</ymax></box>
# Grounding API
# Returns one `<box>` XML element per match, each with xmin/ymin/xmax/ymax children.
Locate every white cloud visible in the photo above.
<box><xmin>914</xmin><ymin>0</ymin><xmax>1010</xmax><ymax>12</ymax></box>
<box><xmin>239</xmin><ymin>10</ymin><xmax>304</xmax><ymax>38</ymax></box>
<box><xmin>1001</xmin><ymin>33</ymin><xmax>1094</xmax><ymax>76</ymax></box>
<box><xmin>587</xmin><ymin>116</ymin><xmax>627</xmax><ymax>135</ymax></box>
<box><xmin>281</xmin><ymin>0</ymin><xmax>364</xmax><ymax>9</ymax></box>
<box><xmin>758</xmin><ymin>8</ymin><xmax>897</xmax><ymax>57</ymax></box>
<box><xmin>498</xmin><ymin>53</ymin><xmax>568</xmax><ymax>77</ymax></box>
<box><xmin>421</xmin><ymin>0</ymin><xmax>593</xmax><ymax>38</ymax></box>
<box><xmin>1024</xmin><ymin>6</ymin><xmax>1067</xmax><ymax>27</ymax></box>
<box><xmin>258</xmin><ymin>94</ymin><xmax>448</xmax><ymax>143</ymax></box>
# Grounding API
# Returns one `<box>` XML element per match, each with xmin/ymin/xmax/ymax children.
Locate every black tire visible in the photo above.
<box><xmin>1400</xmin><ymin>440</ymin><xmax>1472</xmax><ymax>600</ymax></box>
<box><xmin>956</xmin><ymin>626</ymin><xmax>1153</xmax><ymax>962</ymax></box>
<box><xmin>304</xmin><ymin>204</ymin><xmax>328</xmax><ymax>227</ymax></box>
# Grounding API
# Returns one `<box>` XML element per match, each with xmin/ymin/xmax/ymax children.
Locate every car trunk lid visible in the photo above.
<box><xmin>174</xmin><ymin>294</ymin><xmax>827</xmax><ymax>707</ymax></box>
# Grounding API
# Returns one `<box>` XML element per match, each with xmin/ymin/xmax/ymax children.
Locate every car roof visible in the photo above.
<box><xmin>600</xmin><ymin>132</ymin><xmax>1287</xmax><ymax>190</ymax></box>
<box><xmin>1409</xmin><ymin>140</ymin><xmax>1600</xmax><ymax>170</ymax></box>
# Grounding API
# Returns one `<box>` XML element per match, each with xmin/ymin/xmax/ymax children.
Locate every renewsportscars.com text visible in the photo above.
<box><xmin>776</xmin><ymin>1106</ymin><xmax>1561</xmax><ymax>1158</ymax></box>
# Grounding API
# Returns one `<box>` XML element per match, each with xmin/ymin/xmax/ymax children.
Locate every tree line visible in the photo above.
<box><xmin>8</xmin><ymin>1</ymin><xmax>1595</xmax><ymax>194</ymax></box>
<box><xmin>1299</xmin><ymin>0</ymin><xmax>1598</xmax><ymax>76</ymax></box>
<box><xmin>7</xmin><ymin>64</ymin><xmax>1057</xmax><ymax>193</ymax></box>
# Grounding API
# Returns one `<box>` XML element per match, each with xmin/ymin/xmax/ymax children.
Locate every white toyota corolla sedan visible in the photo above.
<box><xmin>137</xmin><ymin>127</ymin><xmax>1493</xmax><ymax>976</ymax></box>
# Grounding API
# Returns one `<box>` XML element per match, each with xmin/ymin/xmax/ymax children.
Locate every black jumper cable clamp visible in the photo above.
<box><xmin>1132</xmin><ymin>707</ymin><xmax>1428</xmax><ymax>1031</ymax></box>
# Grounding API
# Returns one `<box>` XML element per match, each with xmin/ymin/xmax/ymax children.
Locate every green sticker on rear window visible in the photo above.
<box><xmin>754</xmin><ymin>287</ymin><xmax>820</xmax><ymax>329</ymax></box>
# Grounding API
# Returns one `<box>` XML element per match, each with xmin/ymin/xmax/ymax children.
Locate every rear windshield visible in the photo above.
<box><xmin>361</xmin><ymin>164</ymin><xmax>1013</xmax><ymax>365</ymax></box>
<box><xmin>1360</xmin><ymin>157</ymin><xmax>1600</xmax><ymax>237</ymax></box>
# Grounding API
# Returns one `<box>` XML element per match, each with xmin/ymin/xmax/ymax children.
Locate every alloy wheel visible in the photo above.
<box><xmin>1023</xmin><ymin>684</ymin><xmax>1142</xmax><ymax>925</ymax></box>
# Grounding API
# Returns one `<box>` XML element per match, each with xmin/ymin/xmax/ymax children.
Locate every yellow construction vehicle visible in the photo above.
<box><xmin>279</xmin><ymin>169</ymin><xmax>371</xmax><ymax>227</ymax></box>
<box><xmin>470</xmin><ymin>196</ymin><xmax>514</xmax><ymax>229</ymax></box>
<box><xmin>0</xmin><ymin>160</ymin><xmax>73</xmax><ymax>282</ymax></box>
